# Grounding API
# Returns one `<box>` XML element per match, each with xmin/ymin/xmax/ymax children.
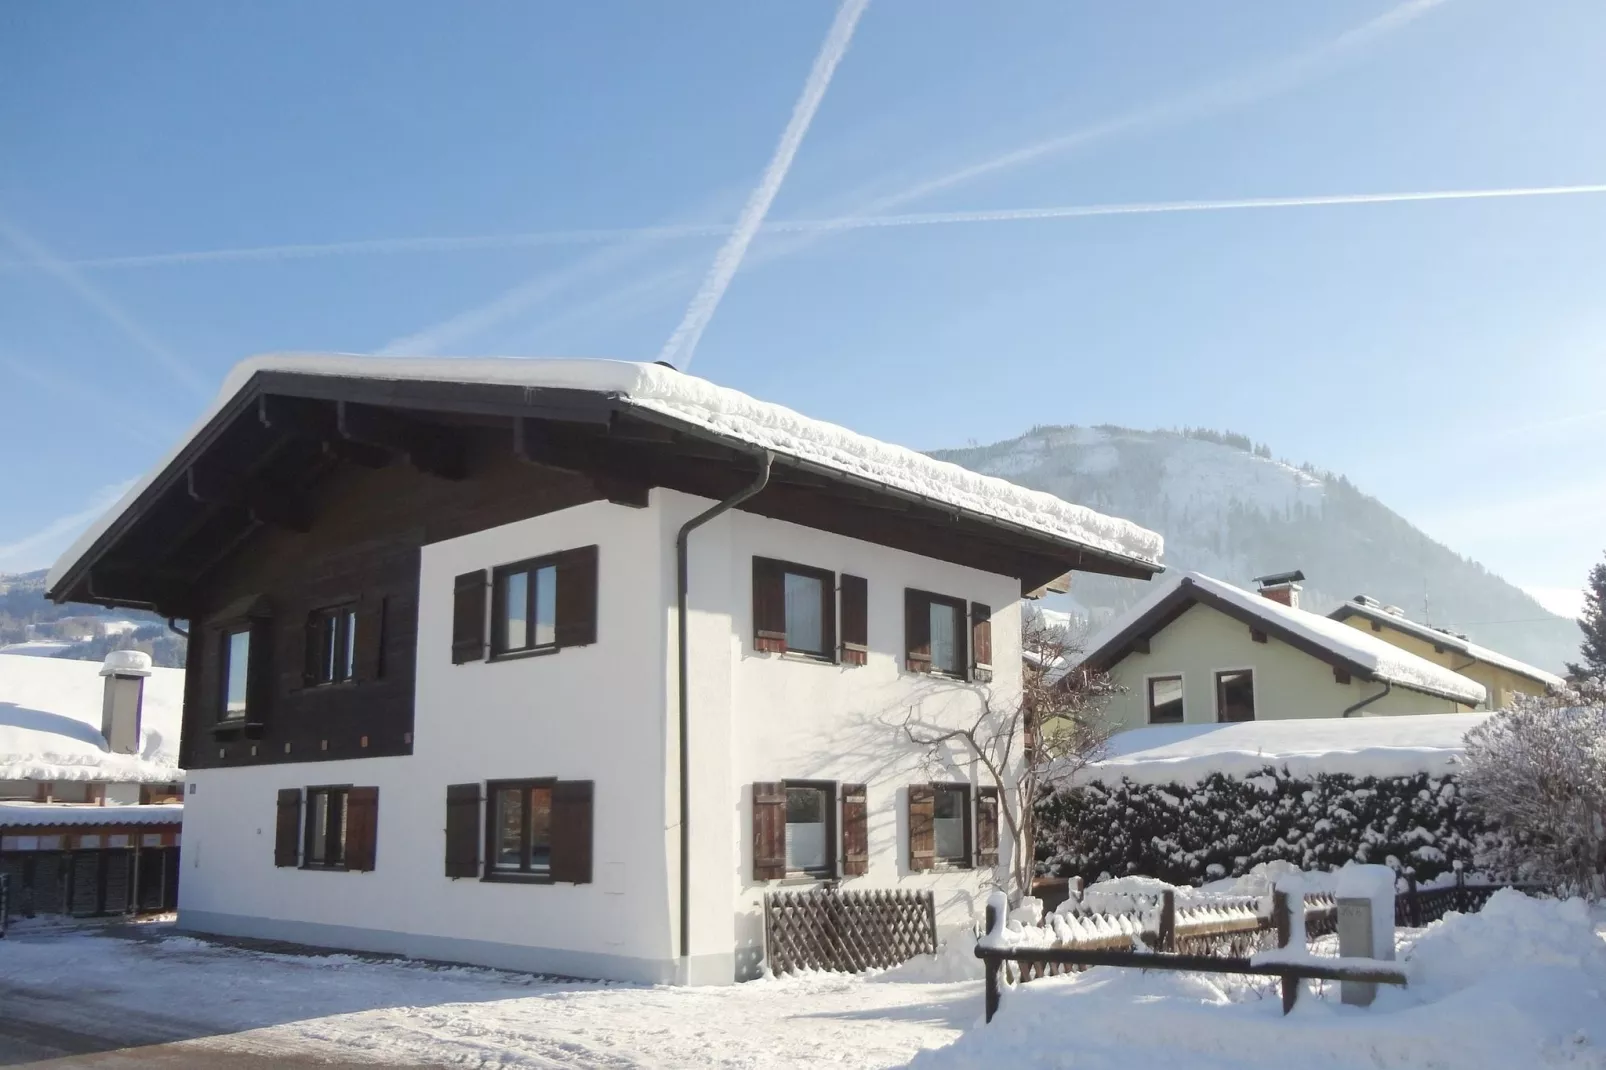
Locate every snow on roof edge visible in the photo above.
<box><xmin>0</xmin><ymin>802</ymin><xmax>183</xmax><ymax>827</ymax></box>
<box><xmin>1334</xmin><ymin>598</ymin><xmax>1564</xmax><ymax>689</ymax></box>
<box><xmin>49</xmin><ymin>354</ymin><xmax>1164</xmax><ymax>592</ymax></box>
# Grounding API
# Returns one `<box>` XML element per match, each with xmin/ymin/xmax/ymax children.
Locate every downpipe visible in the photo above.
<box><xmin>1343</xmin><ymin>681</ymin><xmax>1391</xmax><ymax>717</ymax></box>
<box><xmin>675</xmin><ymin>451</ymin><xmax>773</xmax><ymax>966</ymax></box>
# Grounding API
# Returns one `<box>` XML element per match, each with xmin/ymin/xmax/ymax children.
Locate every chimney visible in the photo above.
<box><xmin>99</xmin><ymin>650</ymin><xmax>152</xmax><ymax>756</ymax></box>
<box><xmin>1253</xmin><ymin>570</ymin><xmax>1306</xmax><ymax>609</ymax></box>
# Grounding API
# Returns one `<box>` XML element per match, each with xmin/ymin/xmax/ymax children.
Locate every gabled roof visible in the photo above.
<box><xmin>0</xmin><ymin>654</ymin><xmax>186</xmax><ymax>783</ymax></box>
<box><xmin>1329</xmin><ymin>597</ymin><xmax>1564</xmax><ymax>690</ymax></box>
<box><xmin>1080</xmin><ymin>572</ymin><xmax>1488</xmax><ymax>706</ymax></box>
<box><xmin>47</xmin><ymin>356</ymin><xmax>1163</xmax><ymax>611</ymax></box>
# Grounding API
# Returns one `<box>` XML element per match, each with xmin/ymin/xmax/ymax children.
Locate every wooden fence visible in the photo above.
<box><xmin>764</xmin><ymin>887</ymin><xmax>937</xmax><ymax>974</ymax></box>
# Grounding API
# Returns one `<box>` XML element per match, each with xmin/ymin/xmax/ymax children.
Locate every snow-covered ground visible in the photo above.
<box><xmin>0</xmin><ymin>892</ymin><xmax>1601</xmax><ymax>1068</ymax></box>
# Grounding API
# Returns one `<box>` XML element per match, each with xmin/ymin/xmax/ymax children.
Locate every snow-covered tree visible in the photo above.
<box><xmin>1565</xmin><ymin>556</ymin><xmax>1606</xmax><ymax>681</ymax></box>
<box><xmin>1460</xmin><ymin>679</ymin><xmax>1606</xmax><ymax>900</ymax></box>
<box><xmin>900</xmin><ymin>608</ymin><xmax>1117</xmax><ymax>904</ymax></box>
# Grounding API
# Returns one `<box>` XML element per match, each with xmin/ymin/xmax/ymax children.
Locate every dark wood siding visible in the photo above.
<box><xmin>752</xmin><ymin>782</ymin><xmax>786</xmax><ymax>880</ymax></box>
<box><xmin>907</xmin><ymin>784</ymin><xmax>934</xmax><ymax>872</ymax></box>
<box><xmin>274</xmin><ymin>788</ymin><xmax>301</xmax><ymax>867</ymax></box>
<box><xmin>841</xmin><ymin>782</ymin><xmax>868</xmax><ymax>877</ymax></box>
<box><xmin>549</xmin><ymin>780</ymin><xmax>594</xmax><ymax>884</ymax></box>
<box><xmin>179</xmin><ymin>432</ymin><xmax>609</xmax><ymax>771</ymax></box>
<box><xmin>444</xmin><ymin>783</ymin><xmax>482</xmax><ymax>878</ymax></box>
<box><xmin>839</xmin><ymin>574</ymin><xmax>867</xmax><ymax>666</ymax></box>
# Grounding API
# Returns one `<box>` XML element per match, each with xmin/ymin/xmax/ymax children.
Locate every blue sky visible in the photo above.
<box><xmin>3</xmin><ymin>0</ymin><xmax>1604</xmax><ymax>622</ymax></box>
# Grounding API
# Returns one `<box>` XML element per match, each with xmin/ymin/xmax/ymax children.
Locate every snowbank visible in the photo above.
<box><xmin>1082</xmin><ymin>713</ymin><xmax>1490</xmax><ymax>785</ymax></box>
<box><xmin>49</xmin><ymin>356</ymin><xmax>1164</xmax><ymax>591</ymax></box>
<box><xmin>0</xmin><ymin>654</ymin><xmax>185</xmax><ymax>783</ymax></box>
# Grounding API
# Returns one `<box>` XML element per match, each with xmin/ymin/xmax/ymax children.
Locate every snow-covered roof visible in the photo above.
<box><xmin>49</xmin><ymin>356</ymin><xmax>1163</xmax><ymax>592</ymax></box>
<box><xmin>1083</xmin><ymin>712</ymin><xmax>1491</xmax><ymax>785</ymax></box>
<box><xmin>0</xmin><ymin>654</ymin><xmax>185</xmax><ymax>783</ymax></box>
<box><xmin>0</xmin><ymin>802</ymin><xmax>182</xmax><ymax>827</ymax></box>
<box><xmin>1330</xmin><ymin>597</ymin><xmax>1564</xmax><ymax>690</ymax></box>
<box><xmin>1081</xmin><ymin>572</ymin><xmax>1488</xmax><ymax>706</ymax></box>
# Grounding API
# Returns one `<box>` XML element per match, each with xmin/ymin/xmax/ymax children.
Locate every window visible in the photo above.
<box><xmin>904</xmin><ymin>590</ymin><xmax>970</xmax><ymax>677</ymax></box>
<box><xmin>1216</xmin><ymin>669</ymin><xmax>1256</xmax><ymax>722</ymax></box>
<box><xmin>784</xmin><ymin>781</ymin><xmax>835</xmax><ymax>876</ymax></box>
<box><xmin>932</xmin><ymin>784</ymin><xmax>970</xmax><ymax>866</ymax></box>
<box><xmin>486</xmin><ymin>779</ymin><xmax>554</xmax><ymax>879</ymax></box>
<box><xmin>309</xmin><ymin>605</ymin><xmax>358</xmax><ymax>685</ymax></box>
<box><xmin>50</xmin><ymin>781</ymin><xmax>92</xmax><ymax>804</ymax></box>
<box><xmin>221</xmin><ymin>627</ymin><xmax>251</xmax><ymax>720</ymax></box>
<box><xmin>304</xmin><ymin>787</ymin><xmax>348</xmax><ymax>868</ymax></box>
<box><xmin>492</xmin><ymin>560</ymin><xmax>558</xmax><ymax>657</ymax></box>
<box><xmin>0</xmin><ymin>780</ymin><xmax>35</xmax><ymax>800</ymax></box>
<box><xmin>752</xmin><ymin>558</ymin><xmax>835</xmax><ymax>659</ymax></box>
<box><xmin>1148</xmin><ymin>675</ymin><xmax>1185</xmax><ymax>724</ymax></box>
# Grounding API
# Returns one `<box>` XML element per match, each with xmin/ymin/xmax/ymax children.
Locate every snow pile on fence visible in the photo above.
<box><xmin>1081</xmin><ymin>713</ymin><xmax>1490</xmax><ymax>785</ymax></box>
<box><xmin>1040</xmin><ymin>766</ymin><xmax>1489</xmax><ymax>886</ymax></box>
<box><xmin>908</xmin><ymin>890</ymin><xmax>1606</xmax><ymax>1070</ymax></box>
<box><xmin>49</xmin><ymin>355</ymin><xmax>1164</xmax><ymax>590</ymax></box>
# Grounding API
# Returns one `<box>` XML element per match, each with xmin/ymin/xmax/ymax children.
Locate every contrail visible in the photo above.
<box><xmin>659</xmin><ymin>0</ymin><xmax>870</xmax><ymax>370</ymax></box>
<box><xmin>0</xmin><ymin>216</ymin><xmax>207</xmax><ymax>396</ymax></box>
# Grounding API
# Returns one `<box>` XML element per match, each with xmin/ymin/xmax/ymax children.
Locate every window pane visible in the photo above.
<box><xmin>783</xmin><ymin>572</ymin><xmax>824</xmax><ymax>654</ymax></box>
<box><xmin>320</xmin><ymin>613</ymin><xmax>338</xmax><ymax>683</ymax></box>
<box><xmin>784</xmin><ymin>786</ymin><xmax>827</xmax><ymax>872</ymax></box>
<box><xmin>933</xmin><ymin>788</ymin><xmax>965</xmax><ymax>862</ymax></box>
<box><xmin>503</xmin><ymin>571</ymin><xmax>529</xmax><ymax>650</ymax></box>
<box><xmin>1148</xmin><ymin>676</ymin><xmax>1185</xmax><ymax>724</ymax></box>
<box><xmin>224</xmin><ymin>630</ymin><xmax>251</xmax><ymax>717</ymax></box>
<box><xmin>1218</xmin><ymin>670</ymin><xmax>1255</xmax><ymax>722</ymax></box>
<box><xmin>342</xmin><ymin>609</ymin><xmax>358</xmax><ymax>680</ymax></box>
<box><xmin>308</xmin><ymin>792</ymin><xmax>329</xmax><ymax>864</ymax></box>
<box><xmin>534</xmin><ymin>565</ymin><xmax>557</xmax><ymax>647</ymax></box>
<box><xmin>930</xmin><ymin>603</ymin><xmax>960</xmax><ymax>674</ymax></box>
<box><xmin>528</xmin><ymin>787</ymin><xmax>552</xmax><ymax>872</ymax></box>
<box><xmin>494</xmin><ymin>788</ymin><xmax>524</xmax><ymax>870</ymax></box>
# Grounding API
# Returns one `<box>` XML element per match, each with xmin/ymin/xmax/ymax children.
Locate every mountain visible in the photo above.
<box><xmin>0</xmin><ymin>569</ymin><xmax>187</xmax><ymax>668</ymax></box>
<box><xmin>932</xmin><ymin>425</ymin><xmax>1577</xmax><ymax>674</ymax></box>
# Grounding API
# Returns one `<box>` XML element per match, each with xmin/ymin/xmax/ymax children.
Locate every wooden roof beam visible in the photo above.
<box><xmin>337</xmin><ymin>401</ymin><xmax>466</xmax><ymax>480</ymax></box>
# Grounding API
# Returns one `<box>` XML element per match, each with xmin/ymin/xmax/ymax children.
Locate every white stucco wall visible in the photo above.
<box><xmin>1099</xmin><ymin>603</ymin><xmax>1467</xmax><ymax>735</ymax></box>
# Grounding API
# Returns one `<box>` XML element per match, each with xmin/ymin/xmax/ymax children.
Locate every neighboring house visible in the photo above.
<box><xmin>44</xmin><ymin>355</ymin><xmax>1163</xmax><ymax>984</ymax></box>
<box><xmin>1329</xmin><ymin>595</ymin><xmax>1561</xmax><ymax>709</ymax></box>
<box><xmin>0</xmin><ymin>651</ymin><xmax>185</xmax><ymax>920</ymax></box>
<box><xmin>1075</xmin><ymin>571</ymin><xmax>1486</xmax><ymax>736</ymax></box>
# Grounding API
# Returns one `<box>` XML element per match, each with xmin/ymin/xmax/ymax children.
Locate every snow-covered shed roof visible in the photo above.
<box><xmin>0</xmin><ymin>654</ymin><xmax>185</xmax><ymax>783</ymax></box>
<box><xmin>1079</xmin><ymin>572</ymin><xmax>1488</xmax><ymax>706</ymax></box>
<box><xmin>48</xmin><ymin>356</ymin><xmax>1163</xmax><ymax>608</ymax></box>
<box><xmin>0</xmin><ymin>802</ymin><xmax>183</xmax><ymax>828</ymax></box>
<box><xmin>1080</xmin><ymin>712</ymin><xmax>1491</xmax><ymax>785</ymax></box>
<box><xmin>1329</xmin><ymin>597</ymin><xmax>1564</xmax><ymax>690</ymax></box>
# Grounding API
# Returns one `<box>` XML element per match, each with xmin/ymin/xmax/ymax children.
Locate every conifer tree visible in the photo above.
<box><xmin>1565</xmin><ymin>555</ymin><xmax>1606</xmax><ymax>681</ymax></box>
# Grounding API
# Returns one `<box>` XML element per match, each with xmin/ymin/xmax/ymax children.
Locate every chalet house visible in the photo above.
<box><xmin>1</xmin><ymin>650</ymin><xmax>184</xmax><ymax>921</ymax></box>
<box><xmin>45</xmin><ymin>355</ymin><xmax>1162</xmax><ymax>983</ymax></box>
<box><xmin>1328</xmin><ymin>595</ymin><xmax>1560</xmax><ymax>708</ymax></box>
<box><xmin>1075</xmin><ymin>571</ymin><xmax>1487</xmax><ymax>736</ymax></box>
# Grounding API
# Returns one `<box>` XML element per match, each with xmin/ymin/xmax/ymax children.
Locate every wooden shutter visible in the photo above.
<box><xmin>345</xmin><ymin>786</ymin><xmax>379</xmax><ymax>871</ymax></box>
<box><xmin>355</xmin><ymin>594</ymin><xmax>387</xmax><ymax>681</ymax></box>
<box><xmin>908</xmin><ymin>784</ymin><xmax>935</xmax><ymax>871</ymax></box>
<box><xmin>550</xmin><ymin>780</ymin><xmax>595</xmax><ymax>884</ymax></box>
<box><xmin>444</xmin><ymin>783</ymin><xmax>482</xmax><ymax>878</ymax></box>
<box><xmin>976</xmin><ymin>786</ymin><xmax>999</xmax><ymax>867</ymax></box>
<box><xmin>752</xmin><ymin>559</ymin><xmax>787</xmax><ymax>654</ymax></box>
<box><xmin>839</xmin><ymin>574</ymin><xmax>868</xmax><ymax>667</ymax></box>
<box><xmin>841</xmin><ymin>783</ymin><xmax>868</xmax><ymax>876</ymax></box>
<box><xmin>752</xmin><ymin>782</ymin><xmax>787</xmax><ymax>880</ymax></box>
<box><xmin>971</xmin><ymin>603</ymin><xmax>993</xmax><ymax>683</ymax></box>
<box><xmin>554</xmin><ymin>545</ymin><xmax>599</xmax><ymax>648</ymax></box>
<box><xmin>274</xmin><ymin>788</ymin><xmax>302</xmax><ymax>867</ymax></box>
<box><xmin>904</xmin><ymin>590</ymin><xmax>932</xmax><ymax>673</ymax></box>
<box><xmin>451</xmin><ymin>570</ymin><xmax>487</xmax><ymax>664</ymax></box>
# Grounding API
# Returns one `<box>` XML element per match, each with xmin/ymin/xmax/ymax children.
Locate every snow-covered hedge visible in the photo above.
<box><xmin>1038</xmin><ymin>768</ymin><xmax>1491</xmax><ymax>886</ymax></box>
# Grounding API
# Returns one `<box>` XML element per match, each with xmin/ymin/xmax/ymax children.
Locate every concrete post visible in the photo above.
<box><xmin>1336</xmin><ymin>864</ymin><xmax>1396</xmax><ymax>1007</ymax></box>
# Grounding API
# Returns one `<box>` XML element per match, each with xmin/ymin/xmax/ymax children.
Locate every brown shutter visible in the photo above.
<box><xmin>904</xmin><ymin>590</ymin><xmax>932</xmax><ymax>673</ymax></box>
<box><xmin>971</xmin><ymin>603</ymin><xmax>993</xmax><ymax>683</ymax></box>
<box><xmin>752</xmin><ymin>559</ymin><xmax>787</xmax><ymax>653</ymax></box>
<box><xmin>752</xmin><ymin>781</ymin><xmax>787</xmax><ymax>880</ymax></box>
<box><xmin>345</xmin><ymin>786</ymin><xmax>379</xmax><ymax>871</ymax></box>
<box><xmin>839</xmin><ymin>574</ymin><xmax>868</xmax><ymax>666</ymax></box>
<box><xmin>445</xmin><ymin>783</ymin><xmax>482</xmax><ymax>878</ymax></box>
<box><xmin>274</xmin><ymin>788</ymin><xmax>302</xmax><ymax>867</ymax></box>
<box><xmin>976</xmin><ymin>785</ymin><xmax>999</xmax><ymax>867</ymax></box>
<box><xmin>452</xmin><ymin>570</ymin><xmax>488</xmax><ymax>664</ymax></box>
<box><xmin>554</xmin><ymin>545</ymin><xmax>599</xmax><ymax>648</ymax></box>
<box><xmin>550</xmin><ymin>780</ymin><xmax>594</xmax><ymax>884</ymax></box>
<box><xmin>908</xmin><ymin>784</ymin><xmax>935</xmax><ymax>871</ymax></box>
<box><xmin>841</xmin><ymin>783</ymin><xmax>868</xmax><ymax>876</ymax></box>
<box><xmin>355</xmin><ymin>595</ymin><xmax>387</xmax><ymax>682</ymax></box>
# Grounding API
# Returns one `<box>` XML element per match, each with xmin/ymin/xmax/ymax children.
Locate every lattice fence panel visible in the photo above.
<box><xmin>765</xmin><ymin>888</ymin><xmax>936</xmax><ymax>975</ymax></box>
